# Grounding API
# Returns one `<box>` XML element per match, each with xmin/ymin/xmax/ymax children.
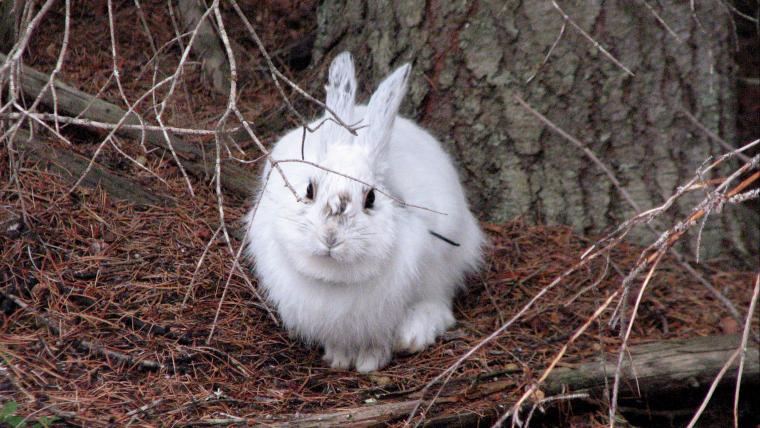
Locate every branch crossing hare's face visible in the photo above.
<box><xmin>278</xmin><ymin>53</ymin><xmax>410</xmax><ymax>284</ymax></box>
<box><xmin>286</xmin><ymin>143</ymin><xmax>395</xmax><ymax>283</ymax></box>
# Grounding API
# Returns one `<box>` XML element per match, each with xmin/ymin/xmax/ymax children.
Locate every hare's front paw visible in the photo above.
<box><xmin>395</xmin><ymin>302</ymin><xmax>455</xmax><ymax>353</ymax></box>
<box><xmin>355</xmin><ymin>348</ymin><xmax>390</xmax><ymax>373</ymax></box>
<box><xmin>323</xmin><ymin>344</ymin><xmax>352</xmax><ymax>370</ymax></box>
<box><xmin>323</xmin><ymin>345</ymin><xmax>389</xmax><ymax>372</ymax></box>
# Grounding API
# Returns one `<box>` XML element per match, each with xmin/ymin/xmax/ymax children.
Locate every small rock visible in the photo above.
<box><xmin>89</xmin><ymin>240</ymin><xmax>105</xmax><ymax>255</ymax></box>
<box><xmin>3</xmin><ymin>218</ymin><xmax>26</xmax><ymax>239</ymax></box>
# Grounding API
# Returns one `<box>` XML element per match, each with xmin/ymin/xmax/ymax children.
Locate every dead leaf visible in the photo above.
<box><xmin>368</xmin><ymin>374</ymin><xmax>392</xmax><ymax>387</ymax></box>
<box><xmin>720</xmin><ymin>316</ymin><xmax>740</xmax><ymax>335</ymax></box>
<box><xmin>482</xmin><ymin>223</ymin><xmax>504</xmax><ymax>233</ymax></box>
<box><xmin>46</xmin><ymin>43</ymin><xmax>57</xmax><ymax>57</ymax></box>
<box><xmin>530</xmin><ymin>387</ymin><xmax>545</xmax><ymax>403</ymax></box>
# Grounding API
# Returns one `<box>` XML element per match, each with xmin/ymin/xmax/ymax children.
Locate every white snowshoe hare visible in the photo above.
<box><xmin>245</xmin><ymin>52</ymin><xmax>485</xmax><ymax>372</ymax></box>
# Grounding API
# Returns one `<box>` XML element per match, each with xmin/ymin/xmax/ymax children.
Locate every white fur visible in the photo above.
<box><xmin>244</xmin><ymin>52</ymin><xmax>485</xmax><ymax>372</ymax></box>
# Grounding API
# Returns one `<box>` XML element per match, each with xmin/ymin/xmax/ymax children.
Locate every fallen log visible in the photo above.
<box><xmin>542</xmin><ymin>334</ymin><xmax>757</xmax><ymax>397</ymax></box>
<box><xmin>425</xmin><ymin>335</ymin><xmax>759</xmax><ymax>427</ymax></box>
<box><xmin>13</xmin><ymin>129</ymin><xmax>172</xmax><ymax>207</ymax></box>
<box><xmin>0</xmin><ymin>52</ymin><xmax>257</xmax><ymax>197</ymax></box>
<box><xmin>188</xmin><ymin>401</ymin><xmax>420</xmax><ymax>428</ymax></box>
<box><xmin>220</xmin><ymin>335</ymin><xmax>758</xmax><ymax>427</ymax></box>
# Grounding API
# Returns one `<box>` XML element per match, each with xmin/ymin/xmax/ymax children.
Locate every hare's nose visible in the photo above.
<box><xmin>324</xmin><ymin>232</ymin><xmax>338</xmax><ymax>248</ymax></box>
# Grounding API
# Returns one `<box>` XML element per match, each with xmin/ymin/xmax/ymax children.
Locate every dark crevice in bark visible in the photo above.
<box><xmin>418</xmin><ymin>0</ymin><xmax>478</xmax><ymax>124</ymax></box>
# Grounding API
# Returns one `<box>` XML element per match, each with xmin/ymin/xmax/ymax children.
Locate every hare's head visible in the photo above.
<box><xmin>285</xmin><ymin>52</ymin><xmax>411</xmax><ymax>283</ymax></box>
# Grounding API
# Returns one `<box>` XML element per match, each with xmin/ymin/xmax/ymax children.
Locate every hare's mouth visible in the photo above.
<box><xmin>314</xmin><ymin>240</ymin><xmax>345</xmax><ymax>260</ymax></box>
<box><xmin>312</xmin><ymin>248</ymin><xmax>339</xmax><ymax>262</ymax></box>
<box><xmin>314</xmin><ymin>250</ymin><xmax>336</xmax><ymax>259</ymax></box>
<box><xmin>297</xmin><ymin>247</ymin><xmax>383</xmax><ymax>284</ymax></box>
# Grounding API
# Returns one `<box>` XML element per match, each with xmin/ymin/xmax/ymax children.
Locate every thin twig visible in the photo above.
<box><xmin>731</xmin><ymin>273</ymin><xmax>759</xmax><ymax>428</ymax></box>
<box><xmin>550</xmin><ymin>1</ymin><xmax>635</xmax><ymax>77</ymax></box>
<box><xmin>526</xmin><ymin>22</ymin><xmax>566</xmax><ymax>83</ymax></box>
<box><xmin>497</xmin><ymin>289</ymin><xmax>621</xmax><ymax>427</ymax></box>
<box><xmin>609</xmin><ymin>252</ymin><xmax>664</xmax><ymax>427</ymax></box>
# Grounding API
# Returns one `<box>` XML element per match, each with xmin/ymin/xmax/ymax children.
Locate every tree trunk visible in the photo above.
<box><xmin>0</xmin><ymin>0</ymin><xmax>23</xmax><ymax>53</ymax></box>
<box><xmin>176</xmin><ymin>0</ymin><xmax>230</xmax><ymax>95</ymax></box>
<box><xmin>313</xmin><ymin>1</ymin><xmax>757</xmax><ymax>257</ymax></box>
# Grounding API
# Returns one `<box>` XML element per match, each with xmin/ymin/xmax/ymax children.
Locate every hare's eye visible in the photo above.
<box><xmin>363</xmin><ymin>189</ymin><xmax>375</xmax><ymax>210</ymax></box>
<box><xmin>306</xmin><ymin>181</ymin><xmax>315</xmax><ymax>200</ymax></box>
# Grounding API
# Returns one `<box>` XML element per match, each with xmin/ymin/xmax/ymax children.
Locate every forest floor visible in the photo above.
<box><xmin>1</xmin><ymin>1</ymin><xmax>758</xmax><ymax>426</ymax></box>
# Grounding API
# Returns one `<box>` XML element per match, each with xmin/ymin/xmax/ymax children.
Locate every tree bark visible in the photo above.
<box><xmin>0</xmin><ymin>0</ymin><xmax>22</xmax><ymax>53</ymax></box>
<box><xmin>176</xmin><ymin>0</ymin><xmax>231</xmax><ymax>95</ymax></box>
<box><xmin>313</xmin><ymin>1</ymin><xmax>757</xmax><ymax>257</ymax></box>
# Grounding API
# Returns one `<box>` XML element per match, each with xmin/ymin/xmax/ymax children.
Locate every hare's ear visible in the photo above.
<box><xmin>323</xmin><ymin>52</ymin><xmax>357</xmax><ymax>146</ymax></box>
<box><xmin>361</xmin><ymin>63</ymin><xmax>411</xmax><ymax>159</ymax></box>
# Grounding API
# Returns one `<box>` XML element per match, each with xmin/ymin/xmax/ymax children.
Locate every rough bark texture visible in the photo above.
<box><xmin>0</xmin><ymin>2</ymin><xmax>14</xmax><ymax>53</ymax></box>
<box><xmin>176</xmin><ymin>0</ymin><xmax>231</xmax><ymax>95</ymax></box>
<box><xmin>0</xmin><ymin>0</ymin><xmax>22</xmax><ymax>53</ymax></box>
<box><xmin>314</xmin><ymin>1</ymin><xmax>757</xmax><ymax>257</ymax></box>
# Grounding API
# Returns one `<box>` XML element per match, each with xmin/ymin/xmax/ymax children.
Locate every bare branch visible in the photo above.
<box><xmin>550</xmin><ymin>1</ymin><xmax>635</xmax><ymax>77</ymax></box>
